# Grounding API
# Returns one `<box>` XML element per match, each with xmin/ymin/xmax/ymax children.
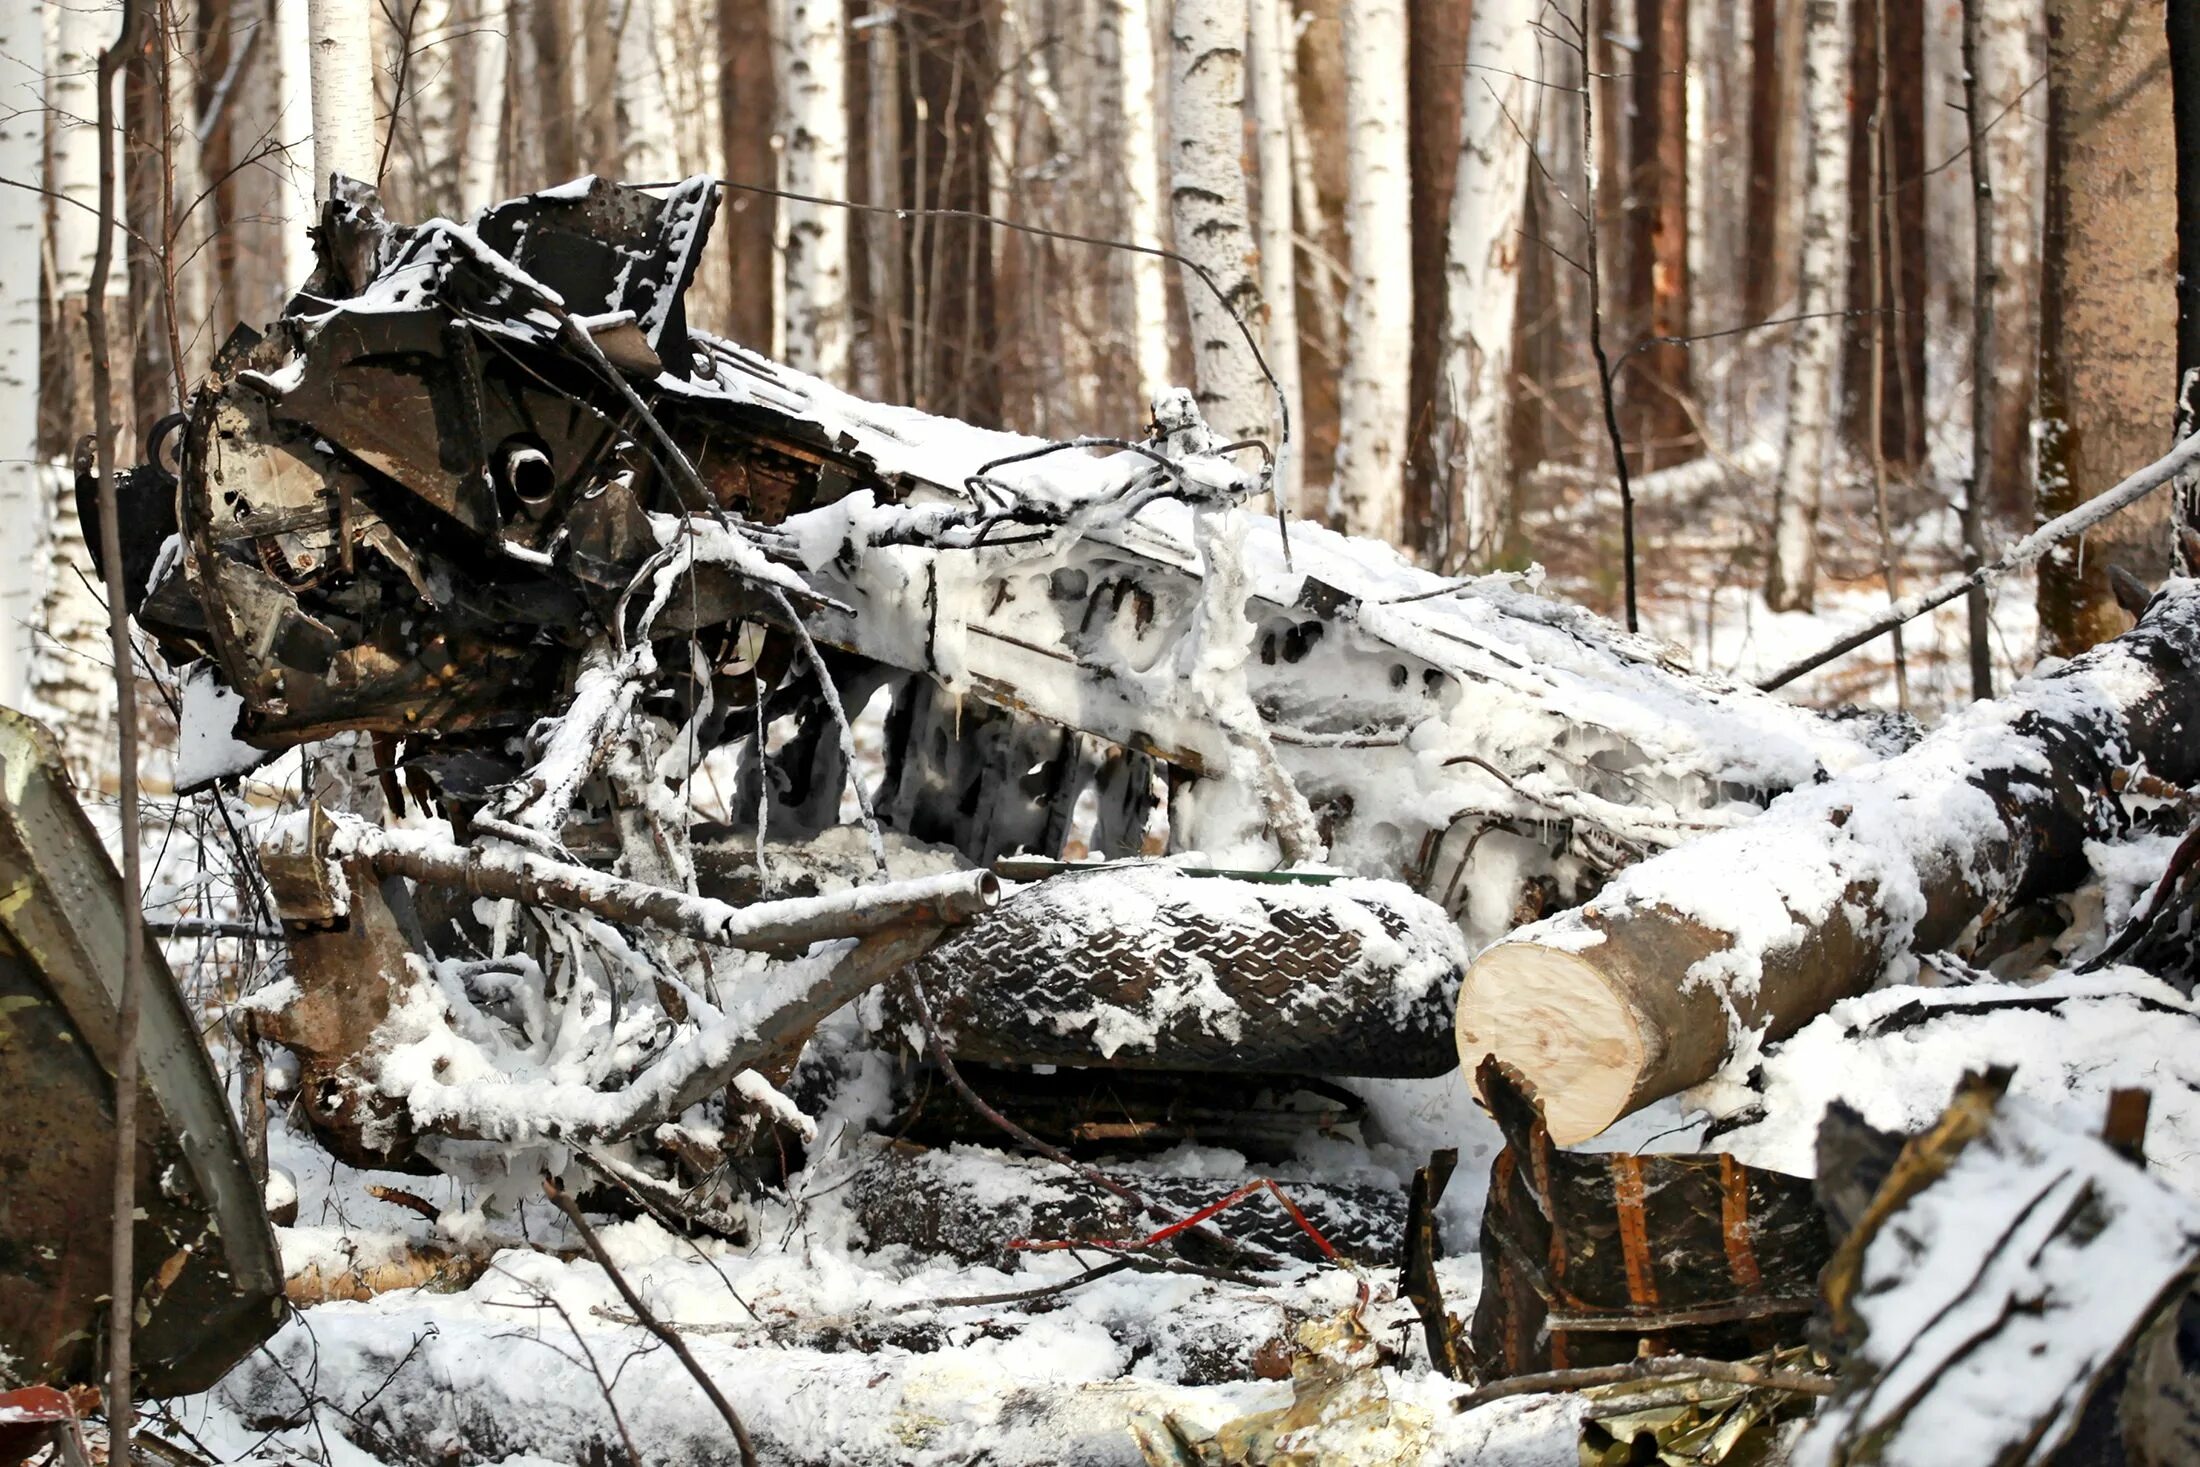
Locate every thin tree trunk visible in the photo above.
<box><xmin>1764</xmin><ymin>0</ymin><xmax>1852</xmax><ymax>612</ymax></box>
<box><xmin>459</xmin><ymin>0</ymin><xmax>510</xmax><ymax>205</ymax></box>
<box><xmin>1118</xmin><ymin>0</ymin><xmax>1172</xmax><ymax>409</ymax></box>
<box><xmin>1435</xmin><ymin>0</ymin><xmax>1535</xmax><ymax>570</ymax></box>
<box><xmin>1167</xmin><ymin>0</ymin><xmax>1266</xmax><ymax>446</ymax></box>
<box><xmin>0</xmin><ymin>0</ymin><xmax>42</xmax><ymax>707</ymax></box>
<box><xmin>1405</xmin><ymin>0</ymin><xmax>1470</xmax><ymax>557</ymax></box>
<box><xmin>720</xmin><ymin>0</ymin><xmax>778</xmax><ymax>351</ymax></box>
<box><xmin>904</xmin><ymin>0</ymin><xmax>998</xmax><ymax>422</ymax></box>
<box><xmin>123</xmin><ymin>8</ymin><xmax>172</xmax><ymax>439</ymax></box>
<box><xmin>1979</xmin><ymin>0</ymin><xmax>2042</xmax><ymax>520</ymax></box>
<box><xmin>2036</xmin><ymin>0</ymin><xmax>2177</xmax><ymax>656</ymax></box>
<box><xmin>2173</xmin><ymin>0</ymin><xmax>2200</xmax><ymax>570</ymax></box>
<box><xmin>1331</xmin><ymin>0</ymin><xmax>1409</xmax><ymax>541</ymax></box>
<box><xmin>273</xmin><ymin>0</ymin><xmax>316</xmax><ymax>286</ymax></box>
<box><xmin>1247</xmin><ymin>0</ymin><xmax>1302</xmax><ymax>511</ymax></box>
<box><xmin>1741</xmin><ymin>0</ymin><xmax>1784</xmax><ymax>323</ymax></box>
<box><xmin>1961</xmin><ymin>0</ymin><xmax>1997</xmax><ymax>695</ymax></box>
<box><xmin>778</xmin><ymin>0</ymin><xmax>851</xmax><ymax>380</ymax></box>
<box><xmin>1622</xmin><ymin>0</ymin><xmax>1695</xmax><ymax>471</ymax></box>
<box><xmin>1842</xmin><ymin>0</ymin><xmax>1924</xmax><ymax>469</ymax></box>
<box><xmin>308</xmin><ymin>0</ymin><xmax>377</xmax><ymax>191</ymax></box>
<box><xmin>615</xmin><ymin>0</ymin><xmax>679</xmax><ymax>182</ymax></box>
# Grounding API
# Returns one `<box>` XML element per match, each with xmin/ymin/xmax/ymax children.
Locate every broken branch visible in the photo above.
<box><xmin>1761</xmin><ymin>430</ymin><xmax>2200</xmax><ymax>691</ymax></box>
<box><xmin>1452</xmin><ymin>1355</ymin><xmax>1835</xmax><ymax>1412</ymax></box>
<box><xmin>543</xmin><ymin>1177</ymin><xmax>759</xmax><ymax>1467</ymax></box>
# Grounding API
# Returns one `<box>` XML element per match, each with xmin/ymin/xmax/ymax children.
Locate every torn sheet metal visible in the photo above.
<box><xmin>0</xmin><ymin>710</ymin><xmax>282</xmax><ymax>1394</ymax></box>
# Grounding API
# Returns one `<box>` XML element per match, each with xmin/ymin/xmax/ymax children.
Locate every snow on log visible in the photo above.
<box><xmin>1458</xmin><ymin>578</ymin><xmax>2200</xmax><ymax>1145</ymax></box>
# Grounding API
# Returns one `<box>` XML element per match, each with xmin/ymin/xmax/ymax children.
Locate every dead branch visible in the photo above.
<box><xmin>321</xmin><ymin>817</ymin><xmax>998</xmax><ymax>951</ymax></box>
<box><xmin>1761</xmin><ymin>428</ymin><xmax>2200</xmax><ymax>692</ymax></box>
<box><xmin>1452</xmin><ymin>1355</ymin><xmax>1835</xmax><ymax>1412</ymax></box>
<box><xmin>543</xmin><ymin>1177</ymin><xmax>759</xmax><ymax>1467</ymax></box>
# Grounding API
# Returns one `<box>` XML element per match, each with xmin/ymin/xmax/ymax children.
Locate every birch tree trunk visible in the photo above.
<box><xmin>1167</xmin><ymin>0</ymin><xmax>1267</xmax><ymax>446</ymax></box>
<box><xmin>308</xmin><ymin>0</ymin><xmax>378</xmax><ymax>193</ymax></box>
<box><xmin>1118</xmin><ymin>0</ymin><xmax>1173</xmax><ymax>408</ymax></box>
<box><xmin>1764</xmin><ymin>0</ymin><xmax>1853</xmax><ymax>612</ymax></box>
<box><xmin>274</xmin><ymin>0</ymin><xmax>317</xmax><ymax>286</ymax></box>
<box><xmin>777</xmin><ymin>0</ymin><xmax>852</xmax><ymax>380</ymax></box>
<box><xmin>615</xmin><ymin>0</ymin><xmax>679</xmax><ymax>183</ymax></box>
<box><xmin>2036</xmin><ymin>0</ymin><xmax>2177</xmax><ymax>655</ymax></box>
<box><xmin>1330</xmin><ymin>0</ymin><xmax>1409</xmax><ymax>543</ymax></box>
<box><xmin>1246</xmin><ymin>0</ymin><xmax>1302</xmax><ymax>510</ymax></box>
<box><xmin>0</xmin><ymin>0</ymin><xmax>42</xmax><ymax>708</ymax></box>
<box><xmin>37</xmin><ymin>0</ymin><xmax>123</xmax><ymax>772</ymax></box>
<box><xmin>1434</xmin><ymin>0</ymin><xmax>1536</xmax><ymax>570</ymax></box>
<box><xmin>1403</xmin><ymin>0</ymin><xmax>1468</xmax><ymax>559</ymax></box>
<box><xmin>458</xmin><ymin>0</ymin><xmax>511</xmax><ymax>207</ymax></box>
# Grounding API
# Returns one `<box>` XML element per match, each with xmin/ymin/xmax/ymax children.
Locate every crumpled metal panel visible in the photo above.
<box><xmin>0</xmin><ymin>710</ymin><xmax>283</xmax><ymax>1394</ymax></box>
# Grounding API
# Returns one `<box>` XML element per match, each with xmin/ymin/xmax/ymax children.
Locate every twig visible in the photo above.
<box><xmin>1577</xmin><ymin>0</ymin><xmax>1637</xmax><ymax>632</ymax></box>
<box><xmin>1760</xmin><ymin>428</ymin><xmax>2200</xmax><ymax>691</ymax></box>
<box><xmin>1452</xmin><ymin>1354</ymin><xmax>1835</xmax><ymax>1412</ymax></box>
<box><xmin>543</xmin><ymin>1178</ymin><xmax>759</xmax><ymax>1467</ymax></box>
<box><xmin>489</xmin><ymin>1264</ymin><xmax>644</xmax><ymax>1467</ymax></box>
<box><xmin>887</xmin><ymin>1258</ymin><xmax>1135</xmax><ymax>1312</ymax></box>
<box><xmin>91</xmin><ymin>2</ymin><xmax>151</xmax><ymax>1459</ymax></box>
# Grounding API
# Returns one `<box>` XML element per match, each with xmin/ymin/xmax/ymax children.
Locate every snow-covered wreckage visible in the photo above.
<box><xmin>67</xmin><ymin>175</ymin><xmax>2200</xmax><ymax>1464</ymax></box>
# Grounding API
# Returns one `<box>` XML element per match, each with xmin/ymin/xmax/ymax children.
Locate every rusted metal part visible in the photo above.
<box><xmin>1467</xmin><ymin>1059</ymin><xmax>1827</xmax><ymax>1381</ymax></box>
<box><xmin>0</xmin><ymin>710</ymin><xmax>281</xmax><ymax>1395</ymax></box>
<box><xmin>256</xmin><ymin>833</ymin><xmax>428</xmax><ymax>1170</ymax></box>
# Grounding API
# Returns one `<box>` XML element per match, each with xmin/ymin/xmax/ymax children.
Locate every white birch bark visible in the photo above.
<box><xmin>274</xmin><ymin>0</ymin><xmax>318</xmax><ymax>286</ymax></box>
<box><xmin>1765</xmin><ymin>0</ymin><xmax>1854</xmax><ymax>612</ymax></box>
<box><xmin>36</xmin><ymin>0</ymin><xmax>120</xmax><ymax>763</ymax></box>
<box><xmin>403</xmin><ymin>0</ymin><xmax>462</xmax><ymax>216</ymax></box>
<box><xmin>1331</xmin><ymin>0</ymin><xmax>1409</xmax><ymax>544</ymax></box>
<box><xmin>615</xmin><ymin>0</ymin><xmax>679</xmax><ymax>182</ymax></box>
<box><xmin>1167</xmin><ymin>0</ymin><xmax>1267</xmax><ymax>447</ymax></box>
<box><xmin>47</xmin><ymin>0</ymin><xmax>121</xmax><ymax>298</ymax></box>
<box><xmin>309</xmin><ymin>0</ymin><xmax>380</xmax><ymax>195</ymax></box>
<box><xmin>1980</xmin><ymin>0</ymin><xmax>2044</xmax><ymax>485</ymax></box>
<box><xmin>1436</xmin><ymin>0</ymin><xmax>1537</xmax><ymax>568</ymax></box>
<box><xmin>459</xmin><ymin>0</ymin><xmax>511</xmax><ymax>207</ymax></box>
<box><xmin>1119</xmin><ymin>0</ymin><xmax>1172</xmax><ymax>407</ymax></box>
<box><xmin>777</xmin><ymin>0</ymin><xmax>851</xmax><ymax>381</ymax></box>
<box><xmin>0</xmin><ymin>0</ymin><xmax>43</xmax><ymax>707</ymax></box>
<box><xmin>1246</xmin><ymin>0</ymin><xmax>1302</xmax><ymax>511</ymax></box>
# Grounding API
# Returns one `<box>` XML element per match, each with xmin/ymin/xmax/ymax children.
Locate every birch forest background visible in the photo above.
<box><xmin>4</xmin><ymin>0</ymin><xmax>2188</xmax><ymax>765</ymax></box>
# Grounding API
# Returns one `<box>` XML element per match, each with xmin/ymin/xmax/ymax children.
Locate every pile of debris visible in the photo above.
<box><xmin>8</xmin><ymin>174</ymin><xmax>2200</xmax><ymax>1466</ymax></box>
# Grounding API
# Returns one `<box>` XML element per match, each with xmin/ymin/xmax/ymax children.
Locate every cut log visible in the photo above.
<box><xmin>1458</xmin><ymin>580</ymin><xmax>2200</xmax><ymax>1144</ymax></box>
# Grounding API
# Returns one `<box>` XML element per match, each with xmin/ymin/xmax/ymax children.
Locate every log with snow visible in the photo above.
<box><xmin>1457</xmin><ymin>579</ymin><xmax>2200</xmax><ymax>1145</ymax></box>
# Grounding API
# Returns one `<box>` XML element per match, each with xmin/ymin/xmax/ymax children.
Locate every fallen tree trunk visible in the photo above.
<box><xmin>1457</xmin><ymin>579</ymin><xmax>2200</xmax><ymax>1144</ymax></box>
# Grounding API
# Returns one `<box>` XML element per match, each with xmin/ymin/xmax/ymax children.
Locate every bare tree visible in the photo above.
<box><xmin>1247</xmin><ymin>0</ymin><xmax>1302</xmax><ymax>508</ymax></box>
<box><xmin>0</xmin><ymin>0</ymin><xmax>41</xmax><ymax>707</ymax></box>
<box><xmin>1167</xmin><ymin>0</ymin><xmax>1266</xmax><ymax>445</ymax></box>
<box><xmin>1622</xmin><ymin>0</ymin><xmax>1696</xmax><ymax>470</ymax></box>
<box><xmin>1764</xmin><ymin>0</ymin><xmax>1853</xmax><ymax>612</ymax></box>
<box><xmin>2036</xmin><ymin>0</ymin><xmax>2176</xmax><ymax>654</ymax></box>
<box><xmin>1115</xmin><ymin>0</ymin><xmax>1173</xmax><ymax>408</ymax></box>
<box><xmin>778</xmin><ymin>0</ymin><xmax>851</xmax><ymax>379</ymax></box>
<box><xmin>1331</xmin><ymin>0</ymin><xmax>1410</xmax><ymax>541</ymax></box>
<box><xmin>1434</xmin><ymin>0</ymin><xmax>1537</xmax><ymax>569</ymax></box>
<box><xmin>309</xmin><ymin>0</ymin><xmax>379</xmax><ymax>189</ymax></box>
